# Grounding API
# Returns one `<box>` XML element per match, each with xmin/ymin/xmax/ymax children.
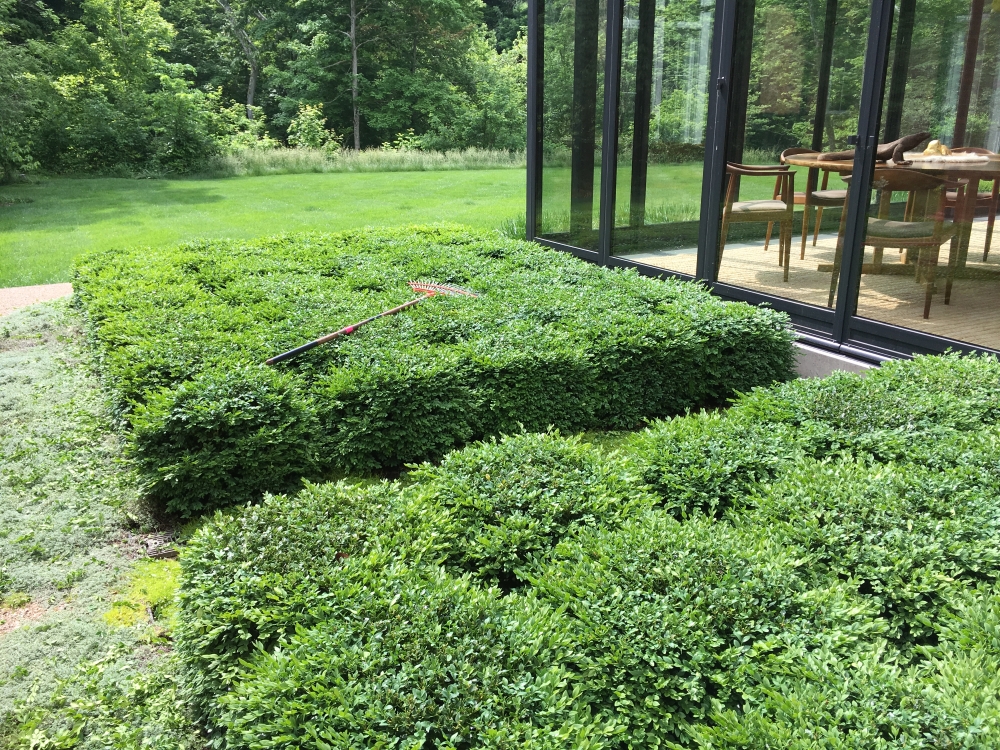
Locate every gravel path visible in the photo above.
<box><xmin>0</xmin><ymin>283</ymin><xmax>73</xmax><ymax>317</ymax></box>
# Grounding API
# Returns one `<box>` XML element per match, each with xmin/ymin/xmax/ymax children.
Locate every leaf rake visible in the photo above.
<box><xmin>265</xmin><ymin>281</ymin><xmax>478</xmax><ymax>365</ymax></box>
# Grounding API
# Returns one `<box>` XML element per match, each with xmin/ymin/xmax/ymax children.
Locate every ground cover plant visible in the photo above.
<box><xmin>0</xmin><ymin>300</ymin><xmax>198</xmax><ymax>749</ymax></box>
<box><xmin>177</xmin><ymin>353</ymin><xmax>1000</xmax><ymax>749</ymax></box>
<box><xmin>74</xmin><ymin>225</ymin><xmax>795</xmax><ymax>516</ymax></box>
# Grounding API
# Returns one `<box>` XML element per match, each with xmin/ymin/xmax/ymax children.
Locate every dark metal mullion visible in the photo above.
<box><xmin>534</xmin><ymin>237</ymin><xmax>601</xmax><ymax>262</ymax></box>
<box><xmin>696</xmin><ymin>0</ymin><xmax>738</xmax><ymax>281</ymax></box>
<box><xmin>526</xmin><ymin>0</ymin><xmax>542</xmax><ymax>240</ymax></box>
<box><xmin>811</xmin><ymin>0</ymin><xmax>839</xmax><ymax>152</ymax></box>
<box><xmin>598</xmin><ymin>0</ymin><xmax>625</xmax><ymax>265</ymax></box>
<box><xmin>832</xmin><ymin>0</ymin><xmax>895</xmax><ymax>343</ymax></box>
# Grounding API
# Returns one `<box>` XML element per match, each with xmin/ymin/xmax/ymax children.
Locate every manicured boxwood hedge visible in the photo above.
<box><xmin>74</xmin><ymin>226</ymin><xmax>795</xmax><ymax>516</ymax></box>
<box><xmin>177</xmin><ymin>353</ymin><xmax>1000</xmax><ymax>749</ymax></box>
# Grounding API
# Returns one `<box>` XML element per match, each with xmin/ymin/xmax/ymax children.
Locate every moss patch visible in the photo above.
<box><xmin>104</xmin><ymin>559</ymin><xmax>181</xmax><ymax>629</ymax></box>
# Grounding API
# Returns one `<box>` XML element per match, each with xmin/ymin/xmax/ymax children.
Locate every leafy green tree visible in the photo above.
<box><xmin>0</xmin><ymin>38</ymin><xmax>44</xmax><ymax>181</ymax></box>
<box><xmin>287</xmin><ymin>103</ymin><xmax>341</xmax><ymax>149</ymax></box>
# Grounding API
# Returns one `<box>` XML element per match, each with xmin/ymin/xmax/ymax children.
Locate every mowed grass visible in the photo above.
<box><xmin>1</xmin><ymin>161</ymin><xmax>817</xmax><ymax>287</ymax></box>
<box><xmin>0</xmin><ymin>170</ymin><xmax>527</xmax><ymax>287</ymax></box>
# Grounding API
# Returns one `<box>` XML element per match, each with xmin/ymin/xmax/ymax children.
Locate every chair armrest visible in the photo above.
<box><xmin>726</xmin><ymin>165</ymin><xmax>791</xmax><ymax>177</ymax></box>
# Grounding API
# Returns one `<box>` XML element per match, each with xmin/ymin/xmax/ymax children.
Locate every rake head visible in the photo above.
<box><xmin>408</xmin><ymin>281</ymin><xmax>479</xmax><ymax>298</ymax></box>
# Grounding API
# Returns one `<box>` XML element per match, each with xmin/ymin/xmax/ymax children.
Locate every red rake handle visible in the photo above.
<box><xmin>265</xmin><ymin>295</ymin><xmax>427</xmax><ymax>365</ymax></box>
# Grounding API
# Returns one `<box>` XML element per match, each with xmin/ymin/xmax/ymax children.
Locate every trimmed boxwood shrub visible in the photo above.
<box><xmin>525</xmin><ymin>512</ymin><xmax>879</xmax><ymax>748</ymax></box>
<box><xmin>177</xmin><ymin>432</ymin><xmax>652</xmax><ymax>733</ymax></box>
<box><xmin>689</xmin><ymin>586</ymin><xmax>1000</xmax><ymax>748</ymax></box>
<box><xmin>739</xmin><ymin>457</ymin><xmax>1000</xmax><ymax>646</ymax></box>
<box><xmin>627</xmin><ymin>352</ymin><xmax>1000</xmax><ymax>519</ymax></box>
<box><xmin>177</xmin><ymin>354</ymin><xmax>1000</xmax><ymax>749</ymax></box>
<box><xmin>409</xmin><ymin>431</ymin><xmax>656</xmax><ymax>586</ymax></box>
<box><xmin>174</xmin><ymin>480</ymin><xmax>451</xmax><ymax>734</ymax></box>
<box><xmin>74</xmin><ymin>225</ymin><xmax>795</xmax><ymax>514</ymax></box>
<box><xmin>218</xmin><ymin>565</ymin><xmax>618</xmax><ymax>750</ymax></box>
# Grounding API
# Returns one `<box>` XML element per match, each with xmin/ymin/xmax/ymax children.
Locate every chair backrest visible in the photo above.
<box><xmin>780</xmin><ymin>147</ymin><xmax>816</xmax><ymax>164</ymax></box>
<box><xmin>724</xmin><ymin>163</ymin><xmax>793</xmax><ymax>207</ymax></box>
<box><xmin>870</xmin><ymin>168</ymin><xmax>949</xmax><ymax>223</ymax></box>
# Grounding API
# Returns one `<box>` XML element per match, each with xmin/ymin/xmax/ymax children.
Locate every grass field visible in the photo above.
<box><xmin>0</xmin><ymin>170</ymin><xmax>527</xmax><ymax>287</ymax></box>
<box><xmin>1</xmin><ymin>162</ymin><xmax>812</xmax><ymax>288</ymax></box>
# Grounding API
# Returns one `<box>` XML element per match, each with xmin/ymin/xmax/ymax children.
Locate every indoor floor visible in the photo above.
<box><xmin>619</xmin><ymin>219</ymin><xmax>1000</xmax><ymax>350</ymax></box>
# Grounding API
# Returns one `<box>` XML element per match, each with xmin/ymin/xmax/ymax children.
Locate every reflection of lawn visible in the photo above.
<box><xmin>0</xmin><ymin>171</ymin><xmax>527</xmax><ymax>287</ymax></box>
<box><xmin>540</xmin><ymin>162</ymin><xmax>847</xmax><ymax>233</ymax></box>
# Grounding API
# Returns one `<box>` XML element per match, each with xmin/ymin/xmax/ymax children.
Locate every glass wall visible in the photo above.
<box><xmin>714</xmin><ymin>0</ymin><xmax>868</xmax><ymax>307</ymax></box>
<box><xmin>526</xmin><ymin>0</ymin><xmax>1000</xmax><ymax>357</ymax></box>
<box><xmin>850</xmin><ymin>0</ymin><xmax>1000</xmax><ymax>350</ymax></box>
<box><xmin>609</xmin><ymin>0</ymin><xmax>714</xmax><ymax>275</ymax></box>
<box><xmin>537</xmin><ymin>0</ymin><xmax>608</xmax><ymax>251</ymax></box>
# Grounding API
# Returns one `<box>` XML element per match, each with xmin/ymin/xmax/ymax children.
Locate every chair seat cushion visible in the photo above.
<box><xmin>867</xmin><ymin>218</ymin><xmax>952</xmax><ymax>240</ymax></box>
<box><xmin>731</xmin><ymin>200</ymin><xmax>788</xmax><ymax>213</ymax></box>
<box><xmin>812</xmin><ymin>189</ymin><xmax>848</xmax><ymax>202</ymax></box>
<box><xmin>946</xmin><ymin>190</ymin><xmax>996</xmax><ymax>201</ymax></box>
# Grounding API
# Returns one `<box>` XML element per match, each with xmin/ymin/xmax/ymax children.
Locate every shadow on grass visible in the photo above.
<box><xmin>0</xmin><ymin>178</ymin><xmax>226</xmax><ymax>233</ymax></box>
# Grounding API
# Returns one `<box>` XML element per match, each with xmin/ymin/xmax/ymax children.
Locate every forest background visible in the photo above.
<box><xmin>0</xmin><ymin>0</ymin><xmax>528</xmax><ymax>181</ymax></box>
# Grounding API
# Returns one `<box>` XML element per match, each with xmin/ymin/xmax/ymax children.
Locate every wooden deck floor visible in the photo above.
<box><xmin>619</xmin><ymin>219</ymin><xmax>1000</xmax><ymax>350</ymax></box>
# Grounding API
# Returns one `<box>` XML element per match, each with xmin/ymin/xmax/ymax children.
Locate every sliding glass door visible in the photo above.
<box><xmin>848</xmin><ymin>0</ymin><xmax>1000</xmax><ymax>352</ymax></box>
<box><xmin>526</xmin><ymin>0</ymin><xmax>1000</xmax><ymax>358</ymax></box>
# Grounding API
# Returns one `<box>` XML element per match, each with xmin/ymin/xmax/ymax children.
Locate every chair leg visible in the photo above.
<box><xmin>985</xmin><ymin>185</ymin><xmax>998</xmax><ymax>261</ymax></box>
<box><xmin>800</xmin><ymin>205</ymin><xmax>810</xmax><ymax>259</ymax></box>
<box><xmin>945</xmin><ymin>236</ymin><xmax>959</xmax><ymax>305</ymax></box>
<box><xmin>783</xmin><ymin>221</ymin><xmax>791</xmax><ymax>282</ymax></box>
<box><xmin>922</xmin><ymin>246</ymin><xmax>939</xmax><ymax>320</ymax></box>
<box><xmin>764</xmin><ymin>221</ymin><xmax>773</xmax><ymax>252</ymax></box>
<box><xmin>813</xmin><ymin>206</ymin><xmax>824</xmax><ymax>246</ymax></box>
<box><xmin>873</xmin><ymin>247</ymin><xmax>883</xmax><ymax>273</ymax></box>
<box><xmin>716</xmin><ymin>214</ymin><xmax>731</xmax><ymax>281</ymax></box>
<box><xmin>828</xmin><ymin>209</ymin><xmax>849</xmax><ymax>307</ymax></box>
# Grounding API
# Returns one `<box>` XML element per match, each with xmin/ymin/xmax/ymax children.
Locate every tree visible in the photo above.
<box><xmin>214</xmin><ymin>0</ymin><xmax>260</xmax><ymax>119</ymax></box>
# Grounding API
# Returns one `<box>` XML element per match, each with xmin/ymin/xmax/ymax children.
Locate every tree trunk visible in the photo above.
<box><xmin>350</xmin><ymin>0</ymin><xmax>360</xmax><ymax>151</ymax></box>
<box><xmin>216</xmin><ymin>0</ymin><xmax>260</xmax><ymax>120</ymax></box>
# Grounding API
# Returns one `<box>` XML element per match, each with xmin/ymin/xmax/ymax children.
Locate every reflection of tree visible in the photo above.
<box><xmin>741</xmin><ymin>0</ymin><xmax>870</xmax><ymax>153</ymax></box>
<box><xmin>886</xmin><ymin>0</ymin><xmax>997</xmax><ymax>150</ymax></box>
<box><xmin>757</xmin><ymin>7</ymin><xmax>804</xmax><ymax>115</ymax></box>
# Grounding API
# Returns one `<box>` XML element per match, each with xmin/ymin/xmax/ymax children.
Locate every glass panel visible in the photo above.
<box><xmin>538</xmin><ymin>0</ymin><xmax>608</xmax><ymax>250</ymax></box>
<box><xmin>714</xmin><ymin>0</ymin><xmax>869</xmax><ymax>306</ymax></box>
<box><xmin>610</xmin><ymin>0</ymin><xmax>713</xmax><ymax>274</ymax></box>
<box><xmin>851</xmin><ymin>0</ymin><xmax>1000</xmax><ymax>350</ymax></box>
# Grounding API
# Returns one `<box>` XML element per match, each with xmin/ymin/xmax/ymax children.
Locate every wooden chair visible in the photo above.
<box><xmin>718</xmin><ymin>163</ymin><xmax>795</xmax><ymax>282</ymax></box>
<box><xmin>946</xmin><ymin>147</ymin><xmax>998</xmax><ymax>261</ymax></box>
<box><xmin>764</xmin><ymin>149</ymin><xmax>848</xmax><ymax>262</ymax></box>
<box><xmin>827</xmin><ymin>169</ymin><xmax>964</xmax><ymax>318</ymax></box>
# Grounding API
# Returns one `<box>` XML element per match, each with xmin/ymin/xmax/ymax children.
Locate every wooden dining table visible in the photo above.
<box><xmin>783</xmin><ymin>152</ymin><xmax>1000</xmax><ymax>270</ymax></box>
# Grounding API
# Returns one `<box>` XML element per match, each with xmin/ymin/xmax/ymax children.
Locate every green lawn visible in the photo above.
<box><xmin>1</xmin><ymin>163</ymin><xmax>830</xmax><ymax>288</ymax></box>
<box><xmin>0</xmin><ymin>170</ymin><xmax>527</xmax><ymax>287</ymax></box>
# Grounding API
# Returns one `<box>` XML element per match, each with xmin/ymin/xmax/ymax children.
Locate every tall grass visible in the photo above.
<box><xmin>203</xmin><ymin>147</ymin><xmax>526</xmax><ymax>177</ymax></box>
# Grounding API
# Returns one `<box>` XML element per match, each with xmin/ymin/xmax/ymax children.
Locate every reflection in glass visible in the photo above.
<box><xmin>714</xmin><ymin>0</ymin><xmax>866</xmax><ymax>306</ymax></box>
<box><xmin>853</xmin><ymin>0</ymin><xmax>1000</xmax><ymax>350</ymax></box>
<box><xmin>538</xmin><ymin>0</ymin><xmax>607</xmax><ymax>250</ymax></box>
<box><xmin>610</xmin><ymin>0</ymin><xmax>714</xmax><ymax>274</ymax></box>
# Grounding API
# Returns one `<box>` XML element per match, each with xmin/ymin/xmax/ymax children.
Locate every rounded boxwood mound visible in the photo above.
<box><xmin>177</xmin><ymin>354</ymin><xmax>1000</xmax><ymax>748</ymax></box>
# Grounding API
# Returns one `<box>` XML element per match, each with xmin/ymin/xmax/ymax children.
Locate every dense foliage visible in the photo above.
<box><xmin>74</xmin><ymin>226</ymin><xmax>794</xmax><ymax>515</ymax></box>
<box><xmin>177</xmin><ymin>353</ymin><xmax>1000</xmax><ymax>748</ymax></box>
<box><xmin>0</xmin><ymin>0</ymin><xmax>526</xmax><ymax>179</ymax></box>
